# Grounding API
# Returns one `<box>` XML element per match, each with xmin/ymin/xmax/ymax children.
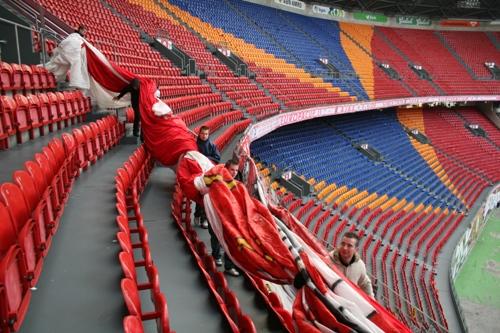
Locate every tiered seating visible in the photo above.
<box><xmin>251</xmin><ymin>111</ymin><xmax>458</xmax><ymax>210</ymax></box>
<box><xmin>372</xmin><ymin>28</ymin><xmax>438</xmax><ymax>96</ymax></box>
<box><xmin>103</xmin><ymin>0</ymin><xmax>277</xmax><ymax>120</ymax></box>
<box><xmin>170</xmin><ymin>187</ymin><xmax>257</xmax><ymax>333</ymax></box>
<box><xmin>251</xmin><ymin>106</ymin><xmax>500</xmax><ymax>330</ymax></box>
<box><xmin>115</xmin><ymin>146</ymin><xmax>175</xmax><ymax>333</ymax></box>
<box><xmin>1</xmin><ymin>61</ymin><xmax>56</xmax><ymax>94</ymax></box>
<box><xmin>339</xmin><ymin>23</ymin><xmax>411</xmax><ymax>99</ymax></box>
<box><xmin>1</xmin><ymin>83</ymin><xmax>90</xmax><ymax>149</ymax></box>
<box><xmin>177</xmin><ymin>102</ymin><xmax>232</xmax><ymax>126</ymax></box>
<box><xmin>162</xmin><ymin>0</ymin><xmax>356</xmax><ymax>109</ymax></box>
<box><xmin>440</xmin><ymin>31</ymin><xmax>500</xmax><ymax>78</ymax></box>
<box><xmin>36</xmin><ymin>0</ymin><xmax>204</xmax><ymax>100</ymax></box>
<box><xmin>193</xmin><ymin>110</ymin><xmax>244</xmax><ymax>134</ymax></box>
<box><xmin>229</xmin><ymin>2</ymin><xmax>367</xmax><ymax>100</ymax></box>
<box><xmin>423</xmin><ymin>108</ymin><xmax>499</xmax><ymax>180</ymax></box>
<box><xmin>378</xmin><ymin>27</ymin><xmax>498</xmax><ymax>95</ymax></box>
<box><xmin>213</xmin><ymin>118</ymin><xmax>251</xmax><ymax>151</ymax></box>
<box><xmin>455</xmin><ymin>107</ymin><xmax>500</xmax><ymax>147</ymax></box>
<box><xmin>0</xmin><ymin>115</ymin><xmax>124</xmax><ymax>333</ymax></box>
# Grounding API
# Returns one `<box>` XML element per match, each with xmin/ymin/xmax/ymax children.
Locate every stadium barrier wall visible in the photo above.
<box><xmin>448</xmin><ymin>183</ymin><xmax>500</xmax><ymax>333</ymax></box>
<box><xmin>242</xmin><ymin>95</ymin><xmax>500</xmax><ymax>142</ymax></box>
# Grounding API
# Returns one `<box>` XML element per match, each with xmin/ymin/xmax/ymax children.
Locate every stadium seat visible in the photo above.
<box><xmin>0</xmin><ymin>203</ymin><xmax>32</xmax><ymax>333</ymax></box>
<box><xmin>123</xmin><ymin>315</ymin><xmax>144</xmax><ymax>333</ymax></box>
<box><xmin>0</xmin><ymin>183</ymin><xmax>44</xmax><ymax>287</ymax></box>
<box><xmin>120</xmin><ymin>278</ymin><xmax>172</xmax><ymax>333</ymax></box>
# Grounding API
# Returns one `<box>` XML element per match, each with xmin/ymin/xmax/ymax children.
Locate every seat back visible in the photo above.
<box><xmin>0</xmin><ymin>183</ymin><xmax>40</xmax><ymax>283</ymax></box>
<box><xmin>9</xmin><ymin>63</ymin><xmax>22</xmax><ymax>91</ymax></box>
<box><xmin>0</xmin><ymin>183</ymin><xmax>31</xmax><ymax>234</ymax></box>
<box><xmin>30</xmin><ymin>65</ymin><xmax>42</xmax><ymax>90</ymax></box>
<box><xmin>119</xmin><ymin>251</ymin><xmax>138</xmax><ymax>284</ymax></box>
<box><xmin>0</xmin><ymin>202</ymin><xmax>18</xmax><ymax>254</ymax></box>
<box><xmin>0</xmin><ymin>61</ymin><xmax>13</xmax><ymax>92</ymax></box>
<box><xmin>20</xmin><ymin>64</ymin><xmax>33</xmax><ymax>91</ymax></box>
<box><xmin>24</xmin><ymin>160</ymin><xmax>48</xmax><ymax>195</ymax></box>
<box><xmin>13</xmin><ymin>94</ymin><xmax>30</xmax><ymax>133</ymax></box>
<box><xmin>13</xmin><ymin>170</ymin><xmax>49</xmax><ymax>244</ymax></box>
<box><xmin>72</xmin><ymin>128</ymin><xmax>87</xmax><ymax>168</ymax></box>
<box><xmin>35</xmin><ymin>93</ymin><xmax>51</xmax><ymax>127</ymax></box>
<box><xmin>153</xmin><ymin>290</ymin><xmax>171</xmax><ymax>333</ymax></box>
<box><xmin>46</xmin><ymin>92</ymin><xmax>61</xmax><ymax>124</ymax></box>
<box><xmin>55</xmin><ymin>92</ymin><xmax>68</xmax><ymax>121</ymax></box>
<box><xmin>123</xmin><ymin>315</ymin><xmax>144</xmax><ymax>333</ymax></box>
<box><xmin>121</xmin><ymin>278</ymin><xmax>142</xmax><ymax>317</ymax></box>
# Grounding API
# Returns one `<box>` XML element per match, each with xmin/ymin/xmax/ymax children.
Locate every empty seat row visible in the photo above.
<box><xmin>0</xmin><ymin>115</ymin><xmax>124</xmax><ymax>332</ymax></box>
<box><xmin>1</xmin><ymin>62</ymin><xmax>56</xmax><ymax>94</ymax></box>
<box><xmin>193</xmin><ymin>110</ymin><xmax>243</xmax><ymax>134</ymax></box>
<box><xmin>170</xmin><ymin>186</ymin><xmax>256</xmax><ymax>333</ymax></box>
<box><xmin>115</xmin><ymin>145</ymin><xmax>173</xmax><ymax>333</ymax></box>
<box><xmin>177</xmin><ymin>102</ymin><xmax>232</xmax><ymax>126</ymax></box>
<box><xmin>0</xmin><ymin>91</ymin><xmax>91</xmax><ymax>149</ymax></box>
<box><xmin>214</xmin><ymin>119</ymin><xmax>252</xmax><ymax>152</ymax></box>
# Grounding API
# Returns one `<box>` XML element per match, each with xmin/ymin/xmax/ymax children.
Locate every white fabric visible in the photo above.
<box><xmin>45</xmin><ymin>33</ymin><xmax>89</xmax><ymax>89</ymax></box>
<box><xmin>152</xmin><ymin>99</ymin><xmax>172</xmax><ymax>116</ymax></box>
<box><xmin>184</xmin><ymin>151</ymin><xmax>214</xmax><ymax>172</ymax></box>
<box><xmin>45</xmin><ymin>35</ymin><xmax>132</xmax><ymax>109</ymax></box>
<box><xmin>82</xmin><ymin>40</ymin><xmax>132</xmax><ymax>109</ymax></box>
<box><xmin>194</xmin><ymin>175</ymin><xmax>209</xmax><ymax>195</ymax></box>
<box><xmin>89</xmin><ymin>77</ymin><xmax>130</xmax><ymax>109</ymax></box>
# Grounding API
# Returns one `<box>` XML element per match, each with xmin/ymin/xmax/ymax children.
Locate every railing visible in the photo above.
<box><xmin>0</xmin><ymin>16</ymin><xmax>60</xmax><ymax>64</ymax></box>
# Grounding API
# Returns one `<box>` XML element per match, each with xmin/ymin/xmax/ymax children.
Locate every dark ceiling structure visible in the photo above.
<box><xmin>309</xmin><ymin>0</ymin><xmax>500</xmax><ymax>20</ymax></box>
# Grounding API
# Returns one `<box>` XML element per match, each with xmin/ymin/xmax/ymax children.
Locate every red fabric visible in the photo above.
<box><xmin>84</xmin><ymin>44</ymin><xmax>135</xmax><ymax>92</ymax></box>
<box><xmin>269</xmin><ymin>204</ymin><xmax>328</xmax><ymax>257</ymax></box>
<box><xmin>176</xmin><ymin>157</ymin><xmax>203</xmax><ymax>205</ymax></box>
<box><xmin>138</xmin><ymin>79</ymin><xmax>197</xmax><ymax>166</ymax></box>
<box><xmin>82</xmin><ymin>40</ymin><xmax>410</xmax><ymax>332</ymax></box>
<box><xmin>207</xmin><ymin>177</ymin><xmax>297</xmax><ymax>283</ymax></box>
<box><xmin>300</xmin><ymin>253</ymin><xmax>327</xmax><ymax>294</ymax></box>
<box><xmin>303</xmin><ymin>288</ymin><xmax>353</xmax><ymax>333</ymax></box>
<box><xmin>292</xmin><ymin>290</ymin><xmax>324</xmax><ymax>333</ymax></box>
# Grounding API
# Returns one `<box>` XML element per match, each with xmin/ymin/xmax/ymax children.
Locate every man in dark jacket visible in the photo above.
<box><xmin>194</xmin><ymin>126</ymin><xmax>220</xmax><ymax>228</ymax></box>
<box><xmin>196</xmin><ymin>126</ymin><xmax>220</xmax><ymax>163</ymax></box>
<box><xmin>114</xmin><ymin>78</ymin><xmax>141</xmax><ymax>137</ymax></box>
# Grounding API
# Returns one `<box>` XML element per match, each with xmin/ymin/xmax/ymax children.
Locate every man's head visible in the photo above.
<box><xmin>199</xmin><ymin>126</ymin><xmax>210</xmax><ymax>142</ymax></box>
<box><xmin>338</xmin><ymin>232</ymin><xmax>359</xmax><ymax>264</ymax></box>
<box><xmin>224</xmin><ymin>158</ymin><xmax>239</xmax><ymax>178</ymax></box>
<box><xmin>77</xmin><ymin>25</ymin><xmax>86</xmax><ymax>37</ymax></box>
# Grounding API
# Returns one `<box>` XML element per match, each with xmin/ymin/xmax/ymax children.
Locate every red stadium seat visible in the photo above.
<box><xmin>11</xmin><ymin>95</ymin><xmax>31</xmax><ymax>143</ymax></box>
<box><xmin>120</xmin><ymin>278</ymin><xmax>172</xmax><ymax>333</ymax></box>
<box><xmin>0</xmin><ymin>203</ymin><xmax>32</xmax><ymax>333</ymax></box>
<box><xmin>29</xmin><ymin>65</ymin><xmax>42</xmax><ymax>90</ymax></box>
<box><xmin>9</xmin><ymin>63</ymin><xmax>22</xmax><ymax>92</ymax></box>
<box><xmin>0</xmin><ymin>183</ymin><xmax>44</xmax><ymax>286</ymax></box>
<box><xmin>27</xmin><ymin>162</ymin><xmax>63</xmax><ymax>241</ymax></box>
<box><xmin>20</xmin><ymin>65</ymin><xmax>34</xmax><ymax>93</ymax></box>
<box><xmin>0</xmin><ymin>62</ymin><xmax>14</xmax><ymax>93</ymax></box>
<box><xmin>123</xmin><ymin>315</ymin><xmax>144</xmax><ymax>333</ymax></box>
<box><xmin>71</xmin><ymin>128</ymin><xmax>88</xmax><ymax>170</ymax></box>
<box><xmin>46</xmin><ymin>92</ymin><xmax>63</xmax><ymax>130</ymax></box>
<box><xmin>13</xmin><ymin>170</ymin><xmax>53</xmax><ymax>254</ymax></box>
